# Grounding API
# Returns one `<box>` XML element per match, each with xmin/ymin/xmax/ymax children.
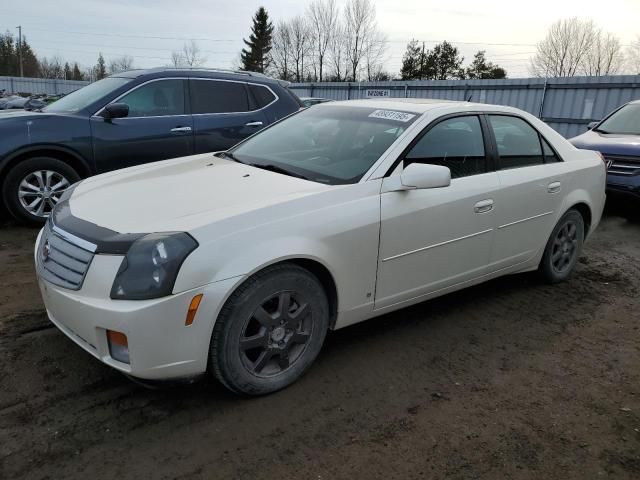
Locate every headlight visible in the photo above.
<box><xmin>110</xmin><ymin>232</ymin><xmax>198</xmax><ymax>300</ymax></box>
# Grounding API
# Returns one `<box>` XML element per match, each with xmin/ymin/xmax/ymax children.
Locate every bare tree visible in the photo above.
<box><xmin>307</xmin><ymin>0</ymin><xmax>338</xmax><ymax>82</ymax></box>
<box><xmin>108</xmin><ymin>55</ymin><xmax>134</xmax><ymax>74</ymax></box>
<box><xmin>530</xmin><ymin>18</ymin><xmax>598</xmax><ymax>77</ymax></box>
<box><xmin>582</xmin><ymin>31</ymin><xmax>624</xmax><ymax>76</ymax></box>
<box><xmin>364</xmin><ymin>30</ymin><xmax>388</xmax><ymax>81</ymax></box>
<box><xmin>328</xmin><ymin>22</ymin><xmax>348</xmax><ymax>81</ymax></box>
<box><xmin>344</xmin><ymin>0</ymin><xmax>379</xmax><ymax>81</ymax></box>
<box><xmin>39</xmin><ymin>56</ymin><xmax>64</xmax><ymax>79</ymax></box>
<box><xmin>175</xmin><ymin>40</ymin><xmax>206</xmax><ymax>68</ymax></box>
<box><xmin>271</xmin><ymin>20</ymin><xmax>295</xmax><ymax>80</ymax></box>
<box><xmin>290</xmin><ymin>16</ymin><xmax>313</xmax><ymax>82</ymax></box>
<box><xmin>626</xmin><ymin>36</ymin><xmax>640</xmax><ymax>74</ymax></box>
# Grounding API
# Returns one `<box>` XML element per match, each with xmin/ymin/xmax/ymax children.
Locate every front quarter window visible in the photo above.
<box><xmin>44</xmin><ymin>77</ymin><xmax>131</xmax><ymax>114</ymax></box>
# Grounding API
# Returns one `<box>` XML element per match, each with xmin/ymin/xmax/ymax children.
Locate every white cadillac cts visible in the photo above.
<box><xmin>35</xmin><ymin>99</ymin><xmax>606</xmax><ymax>395</ymax></box>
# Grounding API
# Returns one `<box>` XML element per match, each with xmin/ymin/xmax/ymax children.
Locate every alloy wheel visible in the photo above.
<box><xmin>550</xmin><ymin>220</ymin><xmax>579</xmax><ymax>274</ymax></box>
<box><xmin>239</xmin><ymin>290</ymin><xmax>313</xmax><ymax>377</ymax></box>
<box><xmin>18</xmin><ymin>170</ymin><xmax>70</xmax><ymax>217</ymax></box>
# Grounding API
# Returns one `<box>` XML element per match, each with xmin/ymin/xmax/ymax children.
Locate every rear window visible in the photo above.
<box><xmin>190</xmin><ymin>79</ymin><xmax>249</xmax><ymax>114</ymax></box>
<box><xmin>249</xmin><ymin>84</ymin><xmax>276</xmax><ymax>109</ymax></box>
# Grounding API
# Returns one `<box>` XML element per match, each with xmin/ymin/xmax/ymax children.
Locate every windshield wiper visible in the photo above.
<box><xmin>248</xmin><ymin>163</ymin><xmax>310</xmax><ymax>181</ymax></box>
<box><xmin>216</xmin><ymin>151</ymin><xmax>246</xmax><ymax>164</ymax></box>
<box><xmin>592</xmin><ymin>127</ymin><xmax>610</xmax><ymax>134</ymax></box>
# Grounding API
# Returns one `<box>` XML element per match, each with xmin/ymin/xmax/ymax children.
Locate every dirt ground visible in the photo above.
<box><xmin>1</xmin><ymin>205</ymin><xmax>639</xmax><ymax>480</ymax></box>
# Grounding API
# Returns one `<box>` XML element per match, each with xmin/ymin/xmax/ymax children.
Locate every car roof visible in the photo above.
<box><xmin>110</xmin><ymin>67</ymin><xmax>281</xmax><ymax>85</ymax></box>
<box><xmin>323</xmin><ymin>98</ymin><xmax>480</xmax><ymax>114</ymax></box>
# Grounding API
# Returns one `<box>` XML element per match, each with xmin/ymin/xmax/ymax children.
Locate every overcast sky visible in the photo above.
<box><xmin>3</xmin><ymin>0</ymin><xmax>639</xmax><ymax>78</ymax></box>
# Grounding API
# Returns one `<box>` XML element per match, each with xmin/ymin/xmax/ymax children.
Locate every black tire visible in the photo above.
<box><xmin>2</xmin><ymin>156</ymin><xmax>80</xmax><ymax>226</ymax></box>
<box><xmin>539</xmin><ymin>209</ymin><xmax>585</xmax><ymax>284</ymax></box>
<box><xmin>210</xmin><ymin>263</ymin><xmax>329</xmax><ymax>396</ymax></box>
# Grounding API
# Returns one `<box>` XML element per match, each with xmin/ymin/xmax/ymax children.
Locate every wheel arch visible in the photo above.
<box><xmin>0</xmin><ymin>145</ymin><xmax>93</xmax><ymax>185</ymax></box>
<box><xmin>569</xmin><ymin>202</ymin><xmax>592</xmax><ymax>236</ymax></box>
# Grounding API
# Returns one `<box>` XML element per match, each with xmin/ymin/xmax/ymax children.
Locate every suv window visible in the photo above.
<box><xmin>405</xmin><ymin>115</ymin><xmax>486</xmax><ymax>178</ymax></box>
<box><xmin>118</xmin><ymin>79</ymin><xmax>185</xmax><ymax>117</ymax></box>
<box><xmin>249</xmin><ymin>84</ymin><xmax>276</xmax><ymax>109</ymax></box>
<box><xmin>489</xmin><ymin>115</ymin><xmax>544</xmax><ymax>169</ymax></box>
<box><xmin>190</xmin><ymin>79</ymin><xmax>249</xmax><ymax>114</ymax></box>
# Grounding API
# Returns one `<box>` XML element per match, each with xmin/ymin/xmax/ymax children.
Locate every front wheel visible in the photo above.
<box><xmin>539</xmin><ymin>209</ymin><xmax>585</xmax><ymax>284</ymax></box>
<box><xmin>2</xmin><ymin>157</ymin><xmax>80</xmax><ymax>225</ymax></box>
<box><xmin>210</xmin><ymin>264</ymin><xmax>329</xmax><ymax>395</ymax></box>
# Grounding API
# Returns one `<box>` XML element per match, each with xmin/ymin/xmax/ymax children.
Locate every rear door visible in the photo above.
<box><xmin>189</xmin><ymin>79</ymin><xmax>268</xmax><ymax>153</ymax></box>
<box><xmin>91</xmin><ymin>78</ymin><xmax>194</xmax><ymax>172</ymax></box>
<box><xmin>485</xmin><ymin>114</ymin><xmax>568</xmax><ymax>271</ymax></box>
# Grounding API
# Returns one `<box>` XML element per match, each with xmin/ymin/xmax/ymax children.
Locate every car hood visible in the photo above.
<box><xmin>68</xmin><ymin>154</ymin><xmax>330</xmax><ymax>233</ymax></box>
<box><xmin>569</xmin><ymin>130</ymin><xmax>640</xmax><ymax>156</ymax></box>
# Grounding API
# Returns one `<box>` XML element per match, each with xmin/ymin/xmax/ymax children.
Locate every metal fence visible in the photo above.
<box><xmin>0</xmin><ymin>76</ymin><xmax>89</xmax><ymax>96</ymax></box>
<box><xmin>290</xmin><ymin>75</ymin><xmax>640</xmax><ymax>138</ymax></box>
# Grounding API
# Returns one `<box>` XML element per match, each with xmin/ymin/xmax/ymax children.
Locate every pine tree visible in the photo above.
<box><xmin>425</xmin><ymin>41</ymin><xmax>464</xmax><ymax>80</ymax></box>
<box><xmin>400</xmin><ymin>40</ymin><xmax>424</xmax><ymax>80</ymax></box>
<box><xmin>64</xmin><ymin>62</ymin><xmax>72</xmax><ymax>80</ymax></box>
<box><xmin>95</xmin><ymin>53</ymin><xmax>107</xmax><ymax>80</ymax></box>
<box><xmin>240</xmin><ymin>7</ymin><xmax>274</xmax><ymax>73</ymax></box>
<box><xmin>0</xmin><ymin>31</ymin><xmax>17</xmax><ymax>76</ymax></box>
<box><xmin>19</xmin><ymin>36</ymin><xmax>39</xmax><ymax>77</ymax></box>
<box><xmin>72</xmin><ymin>62</ymin><xmax>84</xmax><ymax>81</ymax></box>
<box><xmin>466</xmin><ymin>51</ymin><xmax>507</xmax><ymax>79</ymax></box>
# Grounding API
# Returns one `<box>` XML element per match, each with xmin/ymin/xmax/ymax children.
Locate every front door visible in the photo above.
<box><xmin>375</xmin><ymin>115</ymin><xmax>500</xmax><ymax>309</ymax></box>
<box><xmin>91</xmin><ymin>78</ymin><xmax>193</xmax><ymax>172</ymax></box>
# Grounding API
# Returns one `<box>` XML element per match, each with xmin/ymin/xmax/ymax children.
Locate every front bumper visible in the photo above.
<box><xmin>607</xmin><ymin>173</ymin><xmax>640</xmax><ymax>200</ymax></box>
<box><xmin>35</xmin><ymin>231</ymin><xmax>241</xmax><ymax>380</ymax></box>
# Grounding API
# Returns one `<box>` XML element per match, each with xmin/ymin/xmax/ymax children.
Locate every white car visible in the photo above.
<box><xmin>35</xmin><ymin>99</ymin><xmax>606</xmax><ymax>395</ymax></box>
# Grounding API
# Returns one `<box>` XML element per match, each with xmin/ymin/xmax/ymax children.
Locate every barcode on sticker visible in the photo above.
<box><xmin>368</xmin><ymin>110</ymin><xmax>416</xmax><ymax>123</ymax></box>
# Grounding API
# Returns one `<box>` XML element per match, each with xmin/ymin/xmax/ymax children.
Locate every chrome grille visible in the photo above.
<box><xmin>605</xmin><ymin>155</ymin><xmax>640</xmax><ymax>176</ymax></box>
<box><xmin>38</xmin><ymin>223</ymin><xmax>95</xmax><ymax>290</ymax></box>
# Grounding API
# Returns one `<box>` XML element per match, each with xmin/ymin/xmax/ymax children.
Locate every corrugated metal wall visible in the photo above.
<box><xmin>291</xmin><ymin>75</ymin><xmax>640</xmax><ymax>138</ymax></box>
<box><xmin>0</xmin><ymin>76</ymin><xmax>89</xmax><ymax>95</ymax></box>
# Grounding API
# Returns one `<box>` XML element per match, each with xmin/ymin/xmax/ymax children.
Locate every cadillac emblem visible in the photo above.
<box><xmin>41</xmin><ymin>240</ymin><xmax>51</xmax><ymax>262</ymax></box>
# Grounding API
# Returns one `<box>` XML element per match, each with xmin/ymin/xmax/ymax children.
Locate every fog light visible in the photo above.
<box><xmin>107</xmin><ymin>330</ymin><xmax>130</xmax><ymax>364</ymax></box>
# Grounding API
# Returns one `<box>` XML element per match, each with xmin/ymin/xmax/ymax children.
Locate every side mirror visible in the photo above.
<box><xmin>587</xmin><ymin>121</ymin><xmax>599</xmax><ymax>130</ymax></box>
<box><xmin>102</xmin><ymin>103</ymin><xmax>129</xmax><ymax>120</ymax></box>
<box><xmin>384</xmin><ymin>163</ymin><xmax>452</xmax><ymax>192</ymax></box>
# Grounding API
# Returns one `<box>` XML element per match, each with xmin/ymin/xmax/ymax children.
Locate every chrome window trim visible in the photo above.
<box><xmin>92</xmin><ymin>76</ymin><xmax>279</xmax><ymax>119</ymax></box>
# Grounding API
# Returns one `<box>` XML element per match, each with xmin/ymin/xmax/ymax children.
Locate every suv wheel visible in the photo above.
<box><xmin>2</xmin><ymin>156</ymin><xmax>80</xmax><ymax>225</ymax></box>
<box><xmin>210</xmin><ymin>264</ymin><xmax>329</xmax><ymax>395</ymax></box>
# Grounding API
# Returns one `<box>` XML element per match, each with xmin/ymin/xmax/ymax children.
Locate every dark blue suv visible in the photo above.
<box><xmin>0</xmin><ymin>68</ymin><xmax>303</xmax><ymax>224</ymax></box>
<box><xmin>570</xmin><ymin>100</ymin><xmax>640</xmax><ymax>201</ymax></box>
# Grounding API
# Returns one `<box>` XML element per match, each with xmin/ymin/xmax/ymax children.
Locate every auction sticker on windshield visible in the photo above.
<box><xmin>368</xmin><ymin>110</ymin><xmax>416</xmax><ymax>122</ymax></box>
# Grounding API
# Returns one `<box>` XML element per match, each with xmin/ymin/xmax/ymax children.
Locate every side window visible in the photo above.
<box><xmin>542</xmin><ymin>137</ymin><xmax>561</xmax><ymax>163</ymax></box>
<box><xmin>118</xmin><ymin>79</ymin><xmax>185</xmax><ymax>117</ymax></box>
<box><xmin>404</xmin><ymin>115</ymin><xmax>486</xmax><ymax>179</ymax></box>
<box><xmin>190</xmin><ymin>80</ymin><xmax>249</xmax><ymax>114</ymax></box>
<box><xmin>249</xmin><ymin>84</ymin><xmax>276</xmax><ymax>109</ymax></box>
<box><xmin>489</xmin><ymin>115</ymin><xmax>544</xmax><ymax>169</ymax></box>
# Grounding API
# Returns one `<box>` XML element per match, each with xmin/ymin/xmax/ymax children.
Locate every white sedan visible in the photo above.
<box><xmin>35</xmin><ymin>99</ymin><xmax>606</xmax><ymax>395</ymax></box>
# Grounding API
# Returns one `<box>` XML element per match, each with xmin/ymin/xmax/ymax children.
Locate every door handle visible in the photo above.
<box><xmin>474</xmin><ymin>199</ymin><xmax>494</xmax><ymax>214</ymax></box>
<box><xmin>245</xmin><ymin>121</ymin><xmax>264</xmax><ymax>127</ymax></box>
<box><xmin>170</xmin><ymin>126</ymin><xmax>192</xmax><ymax>133</ymax></box>
<box><xmin>547</xmin><ymin>181</ymin><xmax>561</xmax><ymax>194</ymax></box>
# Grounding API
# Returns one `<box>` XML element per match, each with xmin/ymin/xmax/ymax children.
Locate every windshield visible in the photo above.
<box><xmin>596</xmin><ymin>103</ymin><xmax>640</xmax><ymax>135</ymax></box>
<box><xmin>44</xmin><ymin>77</ymin><xmax>131</xmax><ymax>113</ymax></box>
<box><xmin>230</xmin><ymin>105</ymin><xmax>417</xmax><ymax>184</ymax></box>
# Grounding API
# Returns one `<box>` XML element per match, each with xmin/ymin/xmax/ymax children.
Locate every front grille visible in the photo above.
<box><xmin>37</xmin><ymin>223</ymin><xmax>95</xmax><ymax>290</ymax></box>
<box><xmin>605</xmin><ymin>155</ymin><xmax>640</xmax><ymax>176</ymax></box>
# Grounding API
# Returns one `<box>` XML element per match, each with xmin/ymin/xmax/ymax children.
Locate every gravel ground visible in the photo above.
<box><xmin>0</xmin><ymin>205</ymin><xmax>639</xmax><ymax>480</ymax></box>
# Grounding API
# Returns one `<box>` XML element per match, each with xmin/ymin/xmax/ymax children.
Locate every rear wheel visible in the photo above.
<box><xmin>2</xmin><ymin>156</ymin><xmax>80</xmax><ymax>225</ymax></box>
<box><xmin>539</xmin><ymin>209</ymin><xmax>584</xmax><ymax>284</ymax></box>
<box><xmin>210</xmin><ymin>264</ymin><xmax>329</xmax><ymax>395</ymax></box>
